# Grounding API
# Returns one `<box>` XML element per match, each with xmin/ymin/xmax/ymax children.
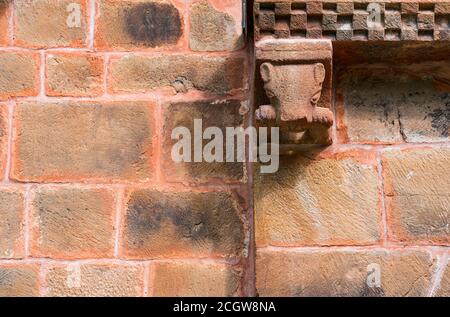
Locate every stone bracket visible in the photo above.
<box><xmin>255</xmin><ymin>39</ymin><xmax>334</xmax><ymax>152</ymax></box>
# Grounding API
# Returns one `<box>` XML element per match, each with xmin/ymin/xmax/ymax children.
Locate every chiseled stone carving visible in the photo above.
<box><xmin>254</xmin><ymin>1</ymin><xmax>450</xmax><ymax>41</ymax></box>
<box><xmin>255</xmin><ymin>39</ymin><xmax>334</xmax><ymax>148</ymax></box>
<box><xmin>257</xmin><ymin>62</ymin><xmax>333</xmax><ymax>128</ymax></box>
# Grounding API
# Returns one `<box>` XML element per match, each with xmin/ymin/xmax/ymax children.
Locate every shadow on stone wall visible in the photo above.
<box><xmin>334</xmin><ymin>41</ymin><xmax>450</xmax><ymax>144</ymax></box>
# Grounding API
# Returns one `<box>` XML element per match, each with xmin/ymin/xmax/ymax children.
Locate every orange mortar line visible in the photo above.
<box><xmin>0</xmin><ymin>182</ymin><xmax>248</xmax><ymax>192</ymax></box>
<box><xmin>0</xmin><ymin>247</ymin><xmax>447</xmax><ymax>265</ymax></box>
<box><xmin>88</xmin><ymin>0</ymin><xmax>96</xmax><ymax>50</ymax></box>
<box><xmin>257</xmin><ymin>245</ymin><xmax>450</xmax><ymax>254</ymax></box>
<box><xmin>7</xmin><ymin>1</ymin><xmax>13</xmax><ymax>46</ymax></box>
<box><xmin>23</xmin><ymin>184</ymin><xmax>33</xmax><ymax>258</ymax></box>
<box><xmin>6</xmin><ymin>92</ymin><xmax>249</xmax><ymax>104</ymax></box>
<box><xmin>377</xmin><ymin>152</ymin><xmax>388</xmax><ymax>245</ymax></box>
<box><xmin>0</xmin><ymin>257</ymin><xmax>243</xmax><ymax>266</ymax></box>
<box><xmin>146</xmin><ymin>262</ymin><xmax>155</xmax><ymax>297</ymax></box>
<box><xmin>38</xmin><ymin>263</ymin><xmax>47</xmax><ymax>296</ymax></box>
<box><xmin>0</xmin><ymin>46</ymin><xmax>250</xmax><ymax>56</ymax></box>
<box><xmin>143</xmin><ymin>262</ymin><xmax>151</xmax><ymax>297</ymax></box>
<box><xmin>182</xmin><ymin>0</ymin><xmax>190</xmax><ymax>53</ymax></box>
<box><xmin>113</xmin><ymin>186</ymin><xmax>125</xmax><ymax>258</ymax></box>
<box><xmin>38</xmin><ymin>51</ymin><xmax>46</xmax><ymax>98</ymax></box>
<box><xmin>154</xmin><ymin>98</ymin><xmax>163</xmax><ymax>185</ymax></box>
<box><xmin>1</xmin><ymin>100</ymin><xmax>14</xmax><ymax>184</ymax></box>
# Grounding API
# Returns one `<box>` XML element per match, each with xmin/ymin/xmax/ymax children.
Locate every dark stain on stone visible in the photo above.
<box><xmin>124</xmin><ymin>191</ymin><xmax>244</xmax><ymax>255</ymax></box>
<box><xmin>0</xmin><ymin>269</ymin><xmax>13</xmax><ymax>286</ymax></box>
<box><xmin>360</xmin><ymin>283</ymin><xmax>385</xmax><ymax>297</ymax></box>
<box><xmin>428</xmin><ymin>101</ymin><xmax>450</xmax><ymax>137</ymax></box>
<box><xmin>0</xmin><ymin>0</ymin><xmax>11</xmax><ymax>8</ymax></box>
<box><xmin>125</xmin><ymin>3</ymin><xmax>182</xmax><ymax>47</ymax></box>
<box><xmin>0</xmin><ymin>0</ymin><xmax>11</xmax><ymax>16</ymax></box>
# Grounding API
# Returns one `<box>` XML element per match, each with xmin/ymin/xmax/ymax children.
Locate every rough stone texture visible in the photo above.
<box><xmin>151</xmin><ymin>262</ymin><xmax>241</xmax><ymax>296</ymax></box>
<box><xmin>12</xmin><ymin>102</ymin><xmax>154</xmax><ymax>182</ymax></box>
<box><xmin>0</xmin><ymin>51</ymin><xmax>39</xmax><ymax>99</ymax></box>
<box><xmin>161</xmin><ymin>100</ymin><xmax>245</xmax><ymax>183</ymax></box>
<box><xmin>30</xmin><ymin>187</ymin><xmax>115</xmax><ymax>259</ymax></box>
<box><xmin>383</xmin><ymin>148</ymin><xmax>450</xmax><ymax>244</ymax></box>
<box><xmin>0</xmin><ymin>188</ymin><xmax>24</xmax><ymax>259</ymax></box>
<box><xmin>257</xmin><ymin>250</ymin><xmax>436</xmax><ymax>297</ymax></box>
<box><xmin>337</xmin><ymin>66</ymin><xmax>450</xmax><ymax>144</ymax></box>
<box><xmin>435</xmin><ymin>259</ymin><xmax>450</xmax><ymax>296</ymax></box>
<box><xmin>45</xmin><ymin>263</ymin><xmax>144</xmax><ymax>297</ymax></box>
<box><xmin>120</xmin><ymin>190</ymin><xmax>245</xmax><ymax>259</ymax></box>
<box><xmin>14</xmin><ymin>0</ymin><xmax>88</xmax><ymax>48</ymax></box>
<box><xmin>108</xmin><ymin>54</ymin><xmax>246</xmax><ymax>95</ymax></box>
<box><xmin>0</xmin><ymin>104</ymin><xmax>8</xmax><ymax>178</ymax></box>
<box><xmin>0</xmin><ymin>265</ymin><xmax>39</xmax><ymax>296</ymax></box>
<box><xmin>190</xmin><ymin>0</ymin><xmax>244</xmax><ymax>51</ymax></box>
<box><xmin>46</xmin><ymin>53</ymin><xmax>104</xmax><ymax>97</ymax></box>
<box><xmin>95</xmin><ymin>0</ymin><xmax>183</xmax><ymax>49</ymax></box>
<box><xmin>255</xmin><ymin>152</ymin><xmax>381</xmax><ymax>246</ymax></box>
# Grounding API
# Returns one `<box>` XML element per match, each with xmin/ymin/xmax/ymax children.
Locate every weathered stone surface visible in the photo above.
<box><xmin>12</xmin><ymin>102</ymin><xmax>154</xmax><ymax>182</ymax></box>
<box><xmin>383</xmin><ymin>148</ymin><xmax>450</xmax><ymax>244</ymax></box>
<box><xmin>161</xmin><ymin>100</ymin><xmax>245</xmax><ymax>183</ymax></box>
<box><xmin>46</xmin><ymin>53</ymin><xmax>104</xmax><ymax>96</ymax></box>
<box><xmin>254</xmin><ymin>0</ymin><xmax>450</xmax><ymax>42</ymax></box>
<box><xmin>0</xmin><ymin>265</ymin><xmax>39</xmax><ymax>296</ymax></box>
<box><xmin>30</xmin><ymin>187</ymin><xmax>115</xmax><ymax>259</ymax></box>
<box><xmin>337</xmin><ymin>67</ymin><xmax>450</xmax><ymax>143</ymax></box>
<box><xmin>120</xmin><ymin>190</ymin><xmax>245</xmax><ymax>259</ymax></box>
<box><xmin>96</xmin><ymin>0</ymin><xmax>183</xmax><ymax>49</ymax></box>
<box><xmin>0</xmin><ymin>51</ymin><xmax>39</xmax><ymax>99</ymax></box>
<box><xmin>255</xmin><ymin>152</ymin><xmax>380</xmax><ymax>246</ymax></box>
<box><xmin>190</xmin><ymin>0</ymin><xmax>244</xmax><ymax>51</ymax></box>
<box><xmin>257</xmin><ymin>61</ymin><xmax>333</xmax><ymax>144</ymax></box>
<box><xmin>257</xmin><ymin>250</ymin><xmax>436</xmax><ymax>297</ymax></box>
<box><xmin>108</xmin><ymin>54</ymin><xmax>246</xmax><ymax>95</ymax></box>
<box><xmin>46</xmin><ymin>263</ymin><xmax>144</xmax><ymax>296</ymax></box>
<box><xmin>0</xmin><ymin>188</ymin><xmax>24</xmax><ymax>259</ymax></box>
<box><xmin>14</xmin><ymin>0</ymin><xmax>88</xmax><ymax>48</ymax></box>
<box><xmin>151</xmin><ymin>262</ymin><xmax>241</xmax><ymax>296</ymax></box>
<box><xmin>259</xmin><ymin>63</ymin><xmax>328</xmax><ymax>123</ymax></box>
<box><xmin>435</xmin><ymin>259</ymin><xmax>450</xmax><ymax>296</ymax></box>
<box><xmin>255</xmin><ymin>39</ymin><xmax>333</xmax><ymax>115</ymax></box>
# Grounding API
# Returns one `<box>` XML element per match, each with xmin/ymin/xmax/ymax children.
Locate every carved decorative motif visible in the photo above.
<box><xmin>257</xmin><ymin>62</ymin><xmax>333</xmax><ymax>128</ymax></box>
<box><xmin>254</xmin><ymin>1</ymin><xmax>450</xmax><ymax>41</ymax></box>
<box><xmin>255</xmin><ymin>40</ymin><xmax>334</xmax><ymax>147</ymax></box>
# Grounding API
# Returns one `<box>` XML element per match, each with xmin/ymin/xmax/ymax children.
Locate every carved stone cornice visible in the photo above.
<box><xmin>254</xmin><ymin>1</ymin><xmax>450</xmax><ymax>41</ymax></box>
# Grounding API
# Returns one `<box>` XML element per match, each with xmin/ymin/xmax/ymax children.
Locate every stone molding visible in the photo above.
<box><xmin>254</xmin><ymin>1</ymin><xmax>450</xmax><ymax>41</ymax></box>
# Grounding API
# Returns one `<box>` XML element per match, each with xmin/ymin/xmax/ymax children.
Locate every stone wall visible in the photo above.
<box><xmin>0</xmin><ymin>0</ymin><xmax>449</xmax><ymax>297</ymax></box>
<box><xmin>0</xmin><ymin>0</ymin><xmax>250</xmax><ymax>297</ymax></box>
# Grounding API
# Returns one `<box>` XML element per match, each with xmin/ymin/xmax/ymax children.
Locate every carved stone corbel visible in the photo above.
<box><xmin>255</xmin><ymin>39</ymin><xmax>334</xmax><ymax>151</ymax></box>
